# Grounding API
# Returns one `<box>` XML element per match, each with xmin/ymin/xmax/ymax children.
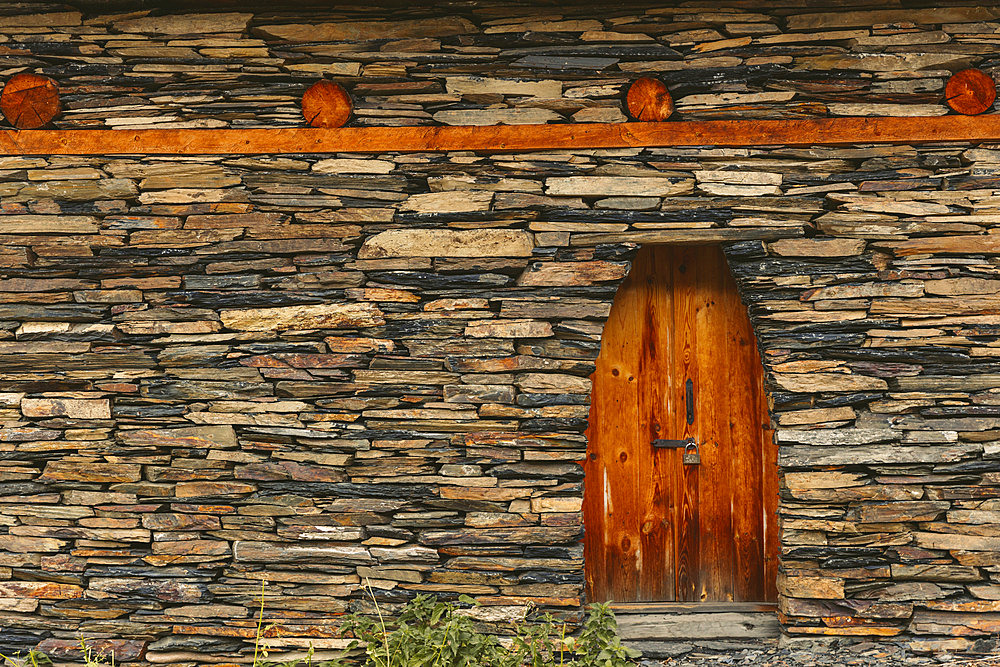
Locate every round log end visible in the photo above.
<box><xmin>302</xmin><ymin>80</ymin><xmax>353</xmax><ymax>128</ymax></box>
<box><xmin>1</xmin><ymin>73</ymin><xmax>61</xmax><ymax>129</ymax></box>
<box><xmin>626</xmin><ymin>77</ymin><xmax>674</xmax><ymax>122</ymax></box>
<box><xmin>945</xmin><ymin>68</ymin><xmax>997</xmax><ymax>115</ymax></box>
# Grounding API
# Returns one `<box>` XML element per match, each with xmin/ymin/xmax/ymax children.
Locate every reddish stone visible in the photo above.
<box><xmin>0</xmin><ymin>581</ymin><xmax>83</xmax><ymax>599</ymax></box>
<box><xmin>36</xmin><ymin>639</ymin><xmax>146</xmax><ymax>662</ymax></box>
<box><xmin>175</xmin><ymin>481</ymin><xmax>256</xmax><ymax>498</ymax></box>
<box><xmin>141</xmin><ymin>513</ymin><xmax>222</xmax><ymax>531</ymax></box>
<box><xmin>152</xmin><ymin>540</ymin><xmax>230</xmax><ymax>556</ymax></box>
<box><xmin>40</xmin><ymin>461</ymin><xmax>140</xmax><ymax>483</ymax></box>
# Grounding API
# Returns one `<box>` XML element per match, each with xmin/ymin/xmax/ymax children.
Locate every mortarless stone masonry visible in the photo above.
<box><xmin>0</xmin><ymin>0</ymin><xmax>1000</xmax><ymax>660</ymax></box>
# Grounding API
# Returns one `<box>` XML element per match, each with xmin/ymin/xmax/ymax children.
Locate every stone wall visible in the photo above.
<box><xmin>2</xmin><ymin>0</ymin><xmax>1000</xmax><ymax>661</ymax></box>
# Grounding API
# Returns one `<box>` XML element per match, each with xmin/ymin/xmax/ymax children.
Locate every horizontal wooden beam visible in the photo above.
<box><xmin>0</xmin><ymin>115</ymin><xmax>997</xmax><ymax>155</ymax></box>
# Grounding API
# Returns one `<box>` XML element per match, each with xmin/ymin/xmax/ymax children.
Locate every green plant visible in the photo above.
<box><xmin>340</xmin><ymin>591</ymin><xmax>508</xmax><ymax>667</ymax></box>
<box><xmin>250</xmin><ymin>577</ymin><xmax>638</xmax><ymax>667</ymax></box>
<box><xmin>506</xmin><ymin>604</ymin><xmax>637</xmax><ymax>667</ymax></box>
<box><xmin>0</xmin><ymin>649</ymin><xmax>51</xmax><ymax>667</ymax></box>
<box><xmin>508</xmin><ymin>612</ymin><xmax>564</xmax><ymax>667</ymax></box>
<box><xmin>2</xmin><ymin>641</ymin><xmax>116</xmax><ymax>667</ymax></box>
<box><xmin>78</xmin><ymin>640</ymin><xmax>115</xmax><ymax>667</ymax></box>
<box><xmin>254</xmin><ymin>578</ymin><xmax>287</xmax><ymax>667</ymax></box>
<box><xmin>252</xmin><ymin>579</ymin><xmax>342</xmax><ymax>667</ymax></box>
<box><xmin>264</xmin><ymin>645</ymin><xmax>328</xmax><ymax>667</ymax></box>
<box><xmin>571</xmin><ymin>603</ymin><xmax>639</xmax><ymax>667</ymax></box>
<box><xmin>254</xmin><ymin>577</ymin><xmax>269</xmax><ymax>667</ymax></box>
<box><xmin>331</xmin><ymin>583</ymin><xmax>639</xmax><ymax>667</ymax></box>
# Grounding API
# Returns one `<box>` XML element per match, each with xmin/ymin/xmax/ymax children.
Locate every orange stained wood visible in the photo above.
<box><xmin>584</xmin><ymin>245</ymin><xmax>777</xmax><ymax>603</ymax></box>
<box><xmin>302</xmin><ymin>80</ymin><xmax>353</xmax><ymax>128</ymax></box>
<box><xmin>945</xmin><ymin>69</ymin><xmax>997</xmax><ymax>116</ymax></box>
<box><xmin>1</xmin><ymin>73</ymin><xmax>61</xmax><ymax>129</ymax></box>
<box><xmin>626</xmin><ymin>77</ymin><xmax>674</xmax><ymax>121</ymax></box>
<box><xmin>4</xmin><ymin>115</ymin><xmax>1000</xmax><ymax>155</ymax></box>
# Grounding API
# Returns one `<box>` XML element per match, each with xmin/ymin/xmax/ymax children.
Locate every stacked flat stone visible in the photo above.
<box><xmin>0</xmin><ymin>0</ymin><xmax>998</xmax><ymax>662</ymax></box>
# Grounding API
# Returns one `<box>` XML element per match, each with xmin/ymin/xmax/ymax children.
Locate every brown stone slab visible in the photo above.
<box><xmin>36</xmin><ymin>639</ymin><xmax>146</xmax><ymax>662</ymax></box>
<box><xmin>570</xmin><ymin>228</ymin><xmax>804</xmax><ymax>246</ymax></box>
<box><xmin>5</xmin><ymin>116</ymin><xmax>1000</xmax><ymax>155</ymax></box>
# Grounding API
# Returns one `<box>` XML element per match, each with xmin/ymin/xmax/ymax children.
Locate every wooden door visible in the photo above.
<box><xmin>583</xmin><ymin>245</ymin><xmax>778</xmax><ymax>603</ymax></box>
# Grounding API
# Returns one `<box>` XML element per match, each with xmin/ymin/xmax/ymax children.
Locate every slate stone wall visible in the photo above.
<box><xmin>2</xmin><ymin>0</ymin><xmax>1000</xmax><ymax>661</ymax></box>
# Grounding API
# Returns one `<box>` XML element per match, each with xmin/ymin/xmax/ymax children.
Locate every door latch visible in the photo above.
<box><xmin>652</xmin><ymin>436</ymin><xmax>696</xmax><ymax>449</ymax></box>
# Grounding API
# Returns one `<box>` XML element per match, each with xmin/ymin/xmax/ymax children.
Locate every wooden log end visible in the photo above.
<box><xmin>945</xmin><ymin>68</ymin><xmax>997</xmax><ymax>116</ymax></box>
<box><xmin>626</xmin><ymin>77</ymin><xmax>674</xmax><ymax>122</ymax></box>
<box><xmin>1</xmin><ymin>73</ymin><xmax>61</xmax><ymax>129</ymax></box>
<box><xmin>302</xmin><ymin>80</ymin><xmax>353</xmax><ymax>128</ymax></box>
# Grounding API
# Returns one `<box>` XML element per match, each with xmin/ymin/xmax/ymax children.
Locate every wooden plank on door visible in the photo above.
<box><xmin>583</xmin><ymin>367</ymin><xmax>608</xmax><ymax>598</ymax></box>
<box><xmin>586</xmin><ymin>257</ymin><xmax>643</xmax><ymax>601</ymax></box>
<box><xmin>725</xmin><ymin>254</ymin><xmax>766</xmax><ymax>602</ymax></box>
<box><xmin>632</xmin><ymin>248</ymin><xmax>672</xmax><ymax>600</ymax></box>
<box><xmin>636</xmin><ymin>248</ymin><xmax>676</xmax><ymax>601</ymax></box>
<box><xmin>671</xmin><ymin>246</ymin><xmax>700</xmax><ymax>602</ymax></box>
<box><xmin>694</xmin><ymin>246</ymin><xmax>736</xmax><ymax>602</ymax></box>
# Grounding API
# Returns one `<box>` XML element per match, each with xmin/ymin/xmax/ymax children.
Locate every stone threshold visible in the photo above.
<box><xmin>611</xmin><ymin>602</ymin><xmax>780</xmax><ymax>656</ymax></box>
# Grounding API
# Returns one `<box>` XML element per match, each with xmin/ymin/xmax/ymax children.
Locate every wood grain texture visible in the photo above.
<box><xmin>945</xmin><ymin>69</ymin><xmax>996</xmax><ymax>116</ymax></box>
<box><xmin>626</xmin><ymin>77</ymin><xmax>674</xmax><ymax>122</ymax></box>
<box><xmin>585</xmin><ymin>246</ymin><xmax>777</xmax><ymax>603</ymax></box>
<box><xmin>302</xmin><ymin>80</ymin><xmax>352</xmax><ymax>128</ymax></box>
<box><xmin>4</xmin><ymin>116</ymin><xmax>1000</xmax><ymax>155</ymax></box>
<box><xmin>726</xmin><ymin>259</ymin><xmax>766</xmax><ymax>602</ymax></box>
<box><xmin>674</xmin><ymin>246</ymin><xmax>700</xmax><ymax>602</ymax></box>
<box><xmin>696</xmin><ymin>247</ymin><xmax>731</xmax><ymax>601</ymax></box>
<box><xmin>592</xmin><ymin>258</ymin><xmax>643</xmax><ymax>600</ymax></box>
<box><xmin>637</xmin><ymin>251</ymin><xmax>674</xmax><ymax>601</ymax></box>
<box><xmin>1</xmin><ymin>73</ymin><xmax>60</xmax><ymax>129</ymax></box>
<box><xmin>583</xmin><ymin>377</ymin><xmax>608</xmax><ymax>599</ymax></box>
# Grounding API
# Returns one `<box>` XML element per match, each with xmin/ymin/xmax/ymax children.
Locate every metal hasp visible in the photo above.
<box><xmin>685</xmin><ymin>378</ymin><xmax>694</xmax><ymax>425</ymax></box>
<box><xmin>652</xmin><ymin>436</ymin><xmax>696</xmax><ymax>449</ymax></box>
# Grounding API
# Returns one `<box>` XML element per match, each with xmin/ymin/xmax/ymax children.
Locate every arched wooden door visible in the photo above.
<box><xmin>583</xmin><ymin>245</ymin><xmax>778</xmax><ymax>603</ymax></box>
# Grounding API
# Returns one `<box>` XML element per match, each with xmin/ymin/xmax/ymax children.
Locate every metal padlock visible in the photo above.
<box><xmin>683</xmin><ymin>442</ymin><xmax>700</xmax><ymax>465</ymax></box>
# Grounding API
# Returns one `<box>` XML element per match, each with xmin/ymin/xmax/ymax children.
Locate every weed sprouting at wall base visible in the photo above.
<box><xmin>0</xmin><ymin>649</ymin><xmax>51</xmax><ymax>667</ymax></box>
<box><xmin>270</xmin><ymin>582</ymin><xmax>640</xmax><ymax>667</ymax></box>
<box><xmin>254</xmin><ymin>578</ymin><xmax>276</xmax><ymax>667</ymax></box>
<box><xmin>2</xmin><ymin>641</ymin><xmax>114</xmax><ymax>667</ymax></box>
<box><xmin>7</xmin><ymin>587</ymin><xmax>638</xmax><ymax>667</ymax></box>
<box><xmin>77</xmin><ymin>640</ymin><xmax>115</xmax><ymax>667</ymax></box>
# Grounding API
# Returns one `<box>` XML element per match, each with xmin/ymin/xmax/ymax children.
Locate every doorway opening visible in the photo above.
<box><xmin>583</xmin><ymin>245</ymin><xmax>778</xmax><ymax>604</ymax></box>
